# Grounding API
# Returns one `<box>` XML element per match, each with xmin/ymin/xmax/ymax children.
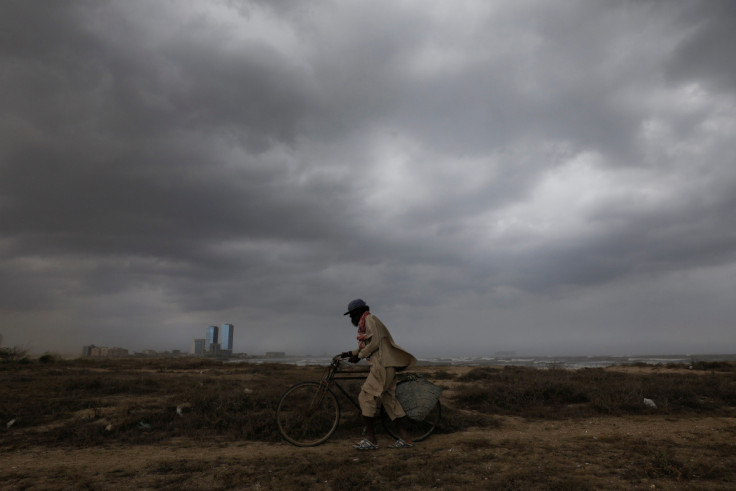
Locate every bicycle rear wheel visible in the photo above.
<box><xmin>383</xmin><ymin>400</ymin><xmax>441</xmax><ymax>442</ymax></box>
<box><xmin>276</xmin><ymin>382</ymin><xmax>340</xmax><ymax>446</ymax></box>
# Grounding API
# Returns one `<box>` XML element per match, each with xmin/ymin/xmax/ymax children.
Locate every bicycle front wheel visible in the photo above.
<box><xmin>276</xmin><ymin>382</ymin><xmax>340</xmax><ymax>446</ymax></box>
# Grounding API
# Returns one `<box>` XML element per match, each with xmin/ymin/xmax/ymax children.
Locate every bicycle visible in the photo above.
<box><xmin>276</xmin><ymin>357</ymin><xmax>442</xmax><ymax>446</ymax></box>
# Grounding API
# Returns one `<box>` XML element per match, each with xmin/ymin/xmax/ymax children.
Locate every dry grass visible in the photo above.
<box><xmin>2</xmin><ymin>357</ymin><xmax>736</xmax><ymax>489</ymax></box>
<box><xmin>0</xmin><ymin>358</ymin><xmax>313</xmax><ymax>447</ymax></box>
<box><xmin>454</xmin><ymin>365</ymin><xmax>736</xmax><ymax>418</ymax></box>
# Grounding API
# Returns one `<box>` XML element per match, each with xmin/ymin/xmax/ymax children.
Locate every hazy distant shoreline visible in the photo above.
<box><xmin>237</xmin><ymin>353</ymin><xmax>736</xmax><ymax>369</ymax></box>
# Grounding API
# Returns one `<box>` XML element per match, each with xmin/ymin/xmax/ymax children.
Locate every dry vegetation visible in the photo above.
<box><xmin>2</xmin><ymin>357</ymin><xmax>736</xmax><ymax>489</ymax></box>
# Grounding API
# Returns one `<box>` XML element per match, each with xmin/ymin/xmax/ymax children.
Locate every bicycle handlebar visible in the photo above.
<box><xmin>320</xmin><ymin>358</ymin><xmax>370</xmax><ymax>382</ymax></box>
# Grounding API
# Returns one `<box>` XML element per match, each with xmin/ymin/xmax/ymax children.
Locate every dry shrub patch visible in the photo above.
<box><xmin>0</xmin><ymin>359</ymin><xmax>314</xmax><ymax>448</ymax></box>
<box><xmin>432</xmin><ymin>369</ymin><xmax>456</xmax><ymax>380</ymax></box>
<box><xmin>3</xmin><ymin>359</ymin><xmax>736</xmax><ymax>449</ymax></box>
<box><xmin>454</xmin><ymin>365</ymin><xmax>736</xmax><ymax>418</ymax></box>
<box><xmin>2</xmin><ymin>359</ymin><xmax>736</xmax><ymax>489</ymax></box>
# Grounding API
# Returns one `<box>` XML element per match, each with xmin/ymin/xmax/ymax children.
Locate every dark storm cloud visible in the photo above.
<box><xmin>1</xmin><ymin>0</ymin><xmax>735</xmax><ymax>355</ymax></box>
<box><xmin>667</xmin><ymin>1</ymin><xmax>736</xmax><ymax>90</ymax></box>
<box><xmin>2</xmin><ymin>1</ymin><xmax>342</xmax><ymax>244</ymax></box>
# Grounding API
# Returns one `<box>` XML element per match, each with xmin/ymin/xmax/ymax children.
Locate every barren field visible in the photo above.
<box><xmin>2</xmin><ymin>359</ymin><xmax>736</xmax><ymax>490</ymax></box>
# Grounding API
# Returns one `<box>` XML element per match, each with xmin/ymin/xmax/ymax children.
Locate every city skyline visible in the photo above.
<box><xmin>68</xmin><ymin>323</ymin><xmax>238</xmax><ymax>358</ymax></box>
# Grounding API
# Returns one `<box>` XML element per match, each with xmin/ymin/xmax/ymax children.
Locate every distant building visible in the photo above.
<box><xmin>221</xmin><ymin>324</ymin><xmax>234</xmax><ymax>354</ymax></box>
<box><xmin>86</xmin><ymin>346</ymin><xmax>128</xmax><ymax>358</ymax></box>
<box><xmin>82</xmin><ymin>345</ymin><xmax>96</xmax><ymax>357</ymax></box>
<box><xmin>206</xmin><ymin>325</ymin><xmax>219</xmax><ymax>351</ymax></box>
<box><xmin>192</xmin><ymin>338</ymin><xmax>206</xmax><ymax>355</ymax></box>
<box><xmin>208</xmin><ymin>342</ymin><xmax>221</xmax><ymax>356</ymax></box>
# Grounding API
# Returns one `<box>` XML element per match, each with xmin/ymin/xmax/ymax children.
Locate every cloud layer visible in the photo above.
<box><xmin>2</xmin><ymin>1</ymin><xmax>735</xmax><ymax>356</ymax></box>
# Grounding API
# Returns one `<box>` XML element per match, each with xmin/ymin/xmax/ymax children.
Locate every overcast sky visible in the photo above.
<box><xmin>2</xmin><ymin>1</ymin><xmax>735</xmax><ymax>358</ymax></box>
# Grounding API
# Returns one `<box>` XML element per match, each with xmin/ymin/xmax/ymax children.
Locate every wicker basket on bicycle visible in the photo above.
<box><xmin>395</xmin><ymin>374</ymin><xmax>443</xmax><ymax>420</ymax></box>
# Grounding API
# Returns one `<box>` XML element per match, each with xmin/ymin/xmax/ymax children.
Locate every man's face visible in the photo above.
<box><xmin>349</xmin><ymin>311</ymin><xmax>361</xmax><ymax>327</ymax></box>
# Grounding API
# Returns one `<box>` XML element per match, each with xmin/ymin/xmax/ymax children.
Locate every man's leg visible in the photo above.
<box><xmin>363</xmin><ymin>416</ymin><xmax>376</xmax><ymax>444</ymax></box>
<box><xmin>393</xmin><ymin>416</ymin><xmax>413</xmax><ymax>444</ymax></box>
<box><xmin>381</xmin><ymin>370</ymin><xmax>414</xmax><ymax>445</ymax></box>
<box><xmin>358</xmin><ymin>390</ymin><xmax>379</xmax><ymax>444</ymax></box>
<box><xmin>382</xmin><ymin>395</ymin><xmax>413</xmax><ymax>444</ymax></box>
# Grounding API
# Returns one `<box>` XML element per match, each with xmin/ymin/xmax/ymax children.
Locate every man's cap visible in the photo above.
<box><xmin>344</xmin><ymin>298</ymin><xmax>367</xmax><ymax>315</ymax></box>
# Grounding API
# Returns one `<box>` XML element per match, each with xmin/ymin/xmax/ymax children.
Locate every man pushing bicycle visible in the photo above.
<box><xmin>337</xmin><ymin>298</ymin><xmax>417</xmax><ymax>450</ymax></box>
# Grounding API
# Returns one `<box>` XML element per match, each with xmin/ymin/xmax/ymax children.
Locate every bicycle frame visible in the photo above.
<box><xmin>319</xmin><ymin>359</ymin><xmax>370</xmax><ymax>413</ymax></box>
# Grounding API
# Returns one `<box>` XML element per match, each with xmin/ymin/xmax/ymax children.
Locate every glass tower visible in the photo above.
<box><xmin>221</xmin><ymin>324</ymin><xmax>234</xmax><ymax>352</ymax></box>
<box><xmin>206</xmin><ymin>325</ymin><xmax>219</xmax><ymax>351</ymax></box>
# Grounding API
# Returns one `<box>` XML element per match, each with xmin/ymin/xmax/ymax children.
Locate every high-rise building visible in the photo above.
<box><xmin>206</xmin><ymin>325</ymin><xmax>219</xmax><ymax>351</ymax></box>
<box><xmin>221</xmin><ymin>324</ymin><xmax>234</xmax><ymax>353</ymax></box>
<box><xmin>191</xmin><ymin>338</ymin><xmax>206</xmax><ymax>355</ymax></box>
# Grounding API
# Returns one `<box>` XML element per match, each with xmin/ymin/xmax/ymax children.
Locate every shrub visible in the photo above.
<box><xmin>452</xmin><ymin>365</ymin><xmax>736</xmax><ymax>418</ymax></box>
<box><xmin>39</xmin><ymin>354</ymin><xmax>60</xmax><ymax>364</ymax></box>
<box><xmin>432</xmin><ymin>370</ymin><xmax>456</xmax><ymax>380</ymax></box>
<box><xmin>0</xmin><ymin>346</ymin><xmax>29</xmax><ymax>362</ymax></box>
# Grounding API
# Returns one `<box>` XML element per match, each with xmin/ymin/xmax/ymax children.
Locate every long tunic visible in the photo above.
<box><xmin>350</xmin><ymin>314</ymin><xmax>416</xmax><ymax>397</ymax></box>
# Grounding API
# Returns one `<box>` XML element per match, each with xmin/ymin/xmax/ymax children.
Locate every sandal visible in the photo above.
<box><xmin>353</xmin><ymin>438</ymin><xmax>379</xmax><ymax>450</ymax></box>
<box><xmin>389</xmin><ymin>438</ymin><xmax>414</xmax><ymax>449</ymax></box>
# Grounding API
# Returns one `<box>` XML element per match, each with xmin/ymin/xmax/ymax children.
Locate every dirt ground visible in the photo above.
<box><xmin>3</xmin><ymin>414</ymin><xmax>736</xmax><ymax>490</ymax></box>
<box><xmin>5</xmin><ymin>416</ymin><xmax>736</xmax><ymax>489</ymax></box>
<box><xmin>2</xmin><ymin>364</ymin><xmax>735</xmax><ymax>490</ymax></box>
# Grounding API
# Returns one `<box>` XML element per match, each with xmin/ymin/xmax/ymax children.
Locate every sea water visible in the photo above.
<box><xmin>234</xmin><ymin>353</ymin><xmax>736</xmax><ymax>369</ymax></box>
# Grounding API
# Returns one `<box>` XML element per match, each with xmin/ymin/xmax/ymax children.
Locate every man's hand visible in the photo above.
<box><xmin>339</xmin><ymin>351</ymin><xmax>353</xmax><ymax>359</ymax></box>
<box><xmin>348</xmin><ymin>355</ymin><xmax>360</xmax><ymax>363</ymax></box>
